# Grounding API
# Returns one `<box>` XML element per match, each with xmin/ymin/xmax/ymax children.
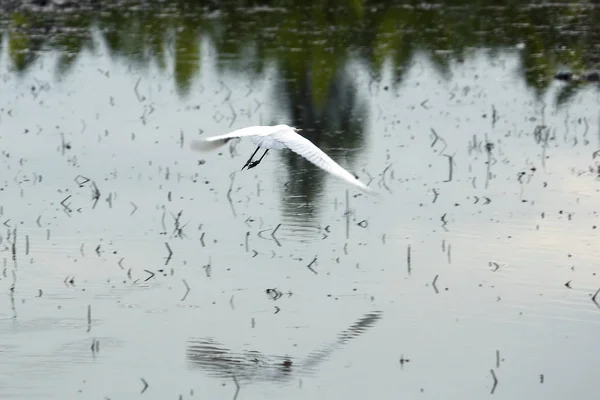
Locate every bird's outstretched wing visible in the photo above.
<box><xmin>190</xmin><ymin>125</ymin><xmax>279</xmax><ymax>152</ymax></box>
<box><xmin>275</xmin><ymin>130</ymin><xmax>377</xmax><ymax>195</ymax></box>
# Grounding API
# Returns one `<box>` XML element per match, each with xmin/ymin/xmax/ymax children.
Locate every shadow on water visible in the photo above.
<box><xmin>186</xmin><ymin>310</ymin><xmax>382</xmax><ymax>383</ymax></box>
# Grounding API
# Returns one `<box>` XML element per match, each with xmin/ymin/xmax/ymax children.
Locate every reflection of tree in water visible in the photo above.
<box><xmin>3</xmin><ymin>1</ymin><xmax>600</xmax><ymax>100</ymax></box>
<box><xmin>3</xmin><ymin>0</ymin><xmax>600</xmax><ymax>176</ymax></box>
<box><xmin>5</xmin><ymin>13</ymin><xmax>45</xmax><ymax>73</ymax></box>
<box><xmin>273</xmin><ymin>60</ymin><xmax>368</xmax><ymax>221</ymax></box>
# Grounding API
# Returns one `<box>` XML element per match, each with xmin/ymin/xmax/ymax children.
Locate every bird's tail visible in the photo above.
<box><xmin>190</xmin><ymin>139</ymin><xmax>229</xmax><ymax>152</ymax></box>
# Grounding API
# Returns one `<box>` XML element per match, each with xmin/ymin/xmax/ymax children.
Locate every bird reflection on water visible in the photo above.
<box><xmin>186</xmin><ymin>311</ymin><xmax>382</xmax><ymax>383</ymax></box>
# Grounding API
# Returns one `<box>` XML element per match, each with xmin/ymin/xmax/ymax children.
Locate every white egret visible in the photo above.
<box><xmin>190</xmin><ymin>124</ymin><xmax>376</xmax><ymax>195</ymax></box>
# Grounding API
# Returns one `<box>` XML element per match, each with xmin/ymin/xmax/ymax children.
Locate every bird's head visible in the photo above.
<box><xmin>293</xmin><ymin>127</ymin><xmax>303</xmax><ymax>133</ymax></box>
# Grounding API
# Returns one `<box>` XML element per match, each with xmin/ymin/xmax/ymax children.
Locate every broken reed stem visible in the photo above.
<box><xmin>407</xmin><ymin>245</ymin><xmax>411</xmax><ymax>274</ymax></box>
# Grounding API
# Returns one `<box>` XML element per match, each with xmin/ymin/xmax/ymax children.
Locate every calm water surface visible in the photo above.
<box><xmin>1</xmin><ymin>1</ymin><xmax>600</xmax><ymax>399</ymax></box>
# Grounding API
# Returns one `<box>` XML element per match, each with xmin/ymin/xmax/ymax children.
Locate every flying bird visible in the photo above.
<box><xmin>190</xmin><ymin>124</ymin><xmax>376</xmax><ymax>194</ymax></box>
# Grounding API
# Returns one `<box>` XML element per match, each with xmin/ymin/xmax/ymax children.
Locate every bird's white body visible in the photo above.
<box><xmin>190</xmin><ymin>124</ymin><xmax>376</xmax><ymax>195</ymax></box>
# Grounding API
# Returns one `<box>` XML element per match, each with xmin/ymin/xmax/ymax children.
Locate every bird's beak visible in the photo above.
<box><xmin>295</xmin><ymin>128</ymin><xmax>303</xmax><ymax>132</ymax></box>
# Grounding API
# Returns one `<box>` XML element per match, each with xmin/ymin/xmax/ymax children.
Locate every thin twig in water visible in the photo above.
<box><xmin>9</xmin><ymin>286</ymin><xmax>16</xmax><ymax>318</ymax></box>
<box><xmin>232</xmin><ymin>376</ymin><xmax>240</xmax><ymax>400</ymax></box>
<box><xmin>306</xmin><ymin>256</ymin><xmax>318</xmax><ymax>274</ymax></box>
<box><xmin>144</xmin><ymin>270</ymin><xmax>156</xmax><ymax>282</ymax></box>
<box><xmin>431</xmin><ymin>128</ymin><xmax>439</xmax><ymax>147</ymax></box>
<box><xmin>228</xmin><ymin>101</ymin><xmax>237</xmax><ymax>128</ymax></box>
<box><xmin>362</xmin><ymin>168</ymin><xmax>374</xmax><ymax>185</ymax></box>
<box><xmin>490</xmin><ymin>369</ymin><xmax>498</xmax><ymax>394</ymax></box>
<box><xmin>220</xmin><ymin>80</ymin><xmax>232</xmax><ymax>103</ymax></box>
<box><xmin>60</xmin><ymin>132</ymin><xmax>68</xmax><ymax>156</ymax></box>
<box><xmin>443</xmin><ymin>154</ymin><xmax>453</xmax><ymax>182</ymax></box>
<box><xmin>380</xmin><ymin>164</ymin><xmax>392</xmax><ymax>193</ymax></box>
<box><xmin>160</xmin><ymin>210</ymin><xmax>167</xmax><ymax>233</ymax></box>
<box><xmin>203</xmin><ymin>257</ymin><xmax>212</xmax><ymax>278</ymax></box>
<box><xmin>172</xmin><ymin>210</ymin><xmax>188</xmax><ymax>239</ymax></box>
<box><xmin>140</xmin><ymin>378</ymin><xmax>149</xmax><ymax>394</ymax></box>
<box><xmin>11</xmin><ymin>236</ymin><xmax>17</xmax><ymax>269</ymax></box>
<box><xmin>592</xmin><ymin>287</ymin><xmax>600</xmax><ymax>310</ymax></box>
<box><xmin>271</xmin><ymin>224</ymin><xmax>282</xmax><ymax>247</ymax></box>
<box><xmin>91</xmin><ymin>181</ymin><xmax>100</xmax><ymax>209</ymax></box>
<box><xmin>74</xmin><ymin>175</ymin><xmax>90</xmax><ymax>187</ymax></box>
<box><xmin>345</xmin><ymin>190</ymin><xmax>350</xmax><ymax>240</ymax></box>
<box><xmin>164</xmin><ymin>242</ymin><xmax>173</xmax><ymax>265</ymax></box>
<box><xmin>227</xmin><ymin>172</ymin><xmax>237</xmax><ymax>218</ymax></box>
<box><xmin>134</xmin><ymin>77</ymin><xmax>145</xmax><ymax>102</ymax></box>
<box><xmin>432</xmin><ymin>275</ymin><xmax>439</xmax><ymax>294</ymax></box>
<box><xmin>441</xmin><ymin>214</ymin><xmax>450</xmax><ymax>232</ymax></box>
<box><xmin>87</xmin><ymin>305</ymin><xmax>92</xmax><ymax>332</ymax></box>
<box><xmin>61</xmin><ymin>195</ymin><xmax>72</xmax><ymax>214</ymax></box>
<box><xmin>485</xmin><ymin>140</ymin><xmax>493</xmax><ymax>188</ymax></box>
<box><xmin>181</xmin><ymin>279</ymin><xmax>190</xmax><ymax>301</ymax></box>
<box><xmin>496</xmin><ymin>350</ymin><xmax>500</xmax><ymax>368</ymax></box>
<box><xmin>430</xmin><ymin>128</ymin><xmax>448</xmax><ymax>154</ymax></box>
<box><xmin>407</xmin><ymin>245</ymin><xmax>411</xmax><ymax>275</ymax></box>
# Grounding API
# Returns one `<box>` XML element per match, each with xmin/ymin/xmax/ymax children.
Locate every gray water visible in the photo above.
<box><xmin>1</xmin><ymin>1</ymin><xmax>600</xmax><ymax>399</ymax></box>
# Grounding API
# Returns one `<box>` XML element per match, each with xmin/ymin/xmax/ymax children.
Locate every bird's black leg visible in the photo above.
<box><xmin>241</xmin><ymin>146</ymin><xmax>261</xmax><ymax>170</ymax></box>
<box><xmin>247</xmin><ymin>149</ymin><xmax>269</xmax><ymax>170</ymax></box>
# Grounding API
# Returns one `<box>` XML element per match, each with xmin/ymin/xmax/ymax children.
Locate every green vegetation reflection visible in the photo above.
<box><xmin>2</xmin><ymin>0</ymin><xmax>599</xmax><ymax>99</ymax></box>
<box><xmin>2</xmin><ymin>0</ymin><xmax>599</xmax><ymax>218</ymax></box>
